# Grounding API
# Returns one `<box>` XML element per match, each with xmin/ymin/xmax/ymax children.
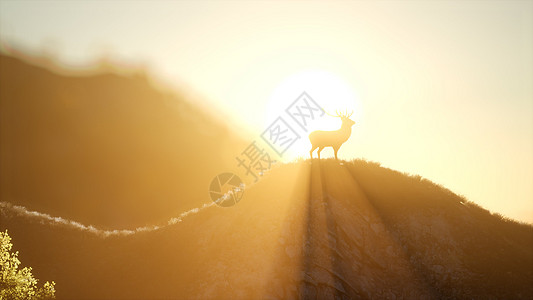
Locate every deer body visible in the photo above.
<box><xmin>309</xmin><ymin>111</ymin><xmax>355</xmax><ymax>160</ymax></box>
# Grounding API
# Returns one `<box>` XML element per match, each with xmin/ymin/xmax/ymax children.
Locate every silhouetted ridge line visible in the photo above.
<box><xmin>2</xmin><ymin>159</ymin><xmax>532</xmax><ymax>299</ymax></box>
<box><xmin>0</xmin><ymin>53</ymin><xmax>248</xmax><ymax>228</ymax></box>
<box><xmin>0</xmin><ymin>201</ymin><xmax>214</xmax><ymax>237</ymax></box>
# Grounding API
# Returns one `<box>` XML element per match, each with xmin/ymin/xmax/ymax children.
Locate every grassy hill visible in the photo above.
<box><xmin>2</xmin><ymin>159</ymin><xmax>532</xmax><ymax>299</ymax></box>
<box><xmin>0</xmin><ymin>53</ymin><xmax>247</xmax><ymax>228</ymax></box>
<box><xmin>1</xmin><ymin>52</ymin><xmax>531</xmax><ymax>299</ymax></box>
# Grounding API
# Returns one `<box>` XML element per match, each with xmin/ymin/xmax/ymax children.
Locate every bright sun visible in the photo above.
<box><xmin>265</xmin><ymin>69</ymin><xmax>360</xmax><ymax>160</ymax></box>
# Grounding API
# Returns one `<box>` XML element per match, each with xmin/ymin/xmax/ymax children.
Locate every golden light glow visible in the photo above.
<box><xmin>265</xmin><ymin>70</ymin><xmax>361</xmax><ymax>160</ymax></box>
<box><xmin>0</xmin><ymin>0</ymin><xmax>531</xmax><ymax>223</ymax></box>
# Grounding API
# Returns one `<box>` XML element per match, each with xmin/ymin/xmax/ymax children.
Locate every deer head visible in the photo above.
<box><xmin>332</xmin><ymin>110</ymin><xmax>355</xmax><ymax>127</ymax></box>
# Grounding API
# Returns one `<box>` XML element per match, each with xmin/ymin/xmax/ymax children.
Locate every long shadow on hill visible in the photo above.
<box><xmin>343</xmin><ymin>160</ymin><xmax>533</xmax><ymax>299</ymax></box>
<box><xmin>297</xmin><ymin>160</ymin><xmax>435</xmax><ymax>299</ymax></box>
<box><xmin>267</xmin><ymin>159</ymin><xmax>532</xmax><ymax>299</ymax></box>
<box><xmin>1</xmin><ymin>159</ymin><xmax>532</xmax><ymax>299</ymax></box>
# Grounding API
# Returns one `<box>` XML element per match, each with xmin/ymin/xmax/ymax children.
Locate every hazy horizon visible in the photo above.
<box><xmin>1</xmin><ymin>0</ymin><xmax>532</xmax><ymax>224</ymax></box>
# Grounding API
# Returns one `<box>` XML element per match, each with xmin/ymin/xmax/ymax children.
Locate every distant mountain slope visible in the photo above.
<box><xmin>0</xmin><ymin>53</ymin><xmax>247</xmax><ymax>228</ymax></box>
<box><xmin>2</xmin><ymin>159</ymin><xmax>532</xmax><ymax>299</ymax></box>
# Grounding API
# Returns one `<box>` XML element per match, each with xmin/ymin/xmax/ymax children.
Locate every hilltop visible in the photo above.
<box><xmin>1</xmin><ymin>52</ymin><xmax>532</xmax><ymax>299</ymax></box>
<box><xmin>2</xmin><ymin>159</ymin><xmax>532</xmax><ymax>299</ymax></box>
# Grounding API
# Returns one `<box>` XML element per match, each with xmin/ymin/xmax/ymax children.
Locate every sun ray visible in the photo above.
<box><xmin>264</xmin><ymin>70</ymin><xmax>361</xmax><ymax>161</ymax></box>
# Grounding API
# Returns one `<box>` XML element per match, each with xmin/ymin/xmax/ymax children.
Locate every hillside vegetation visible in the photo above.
<box><xmin>0</xmin><ymin>53</ymin><xmax>246</xmax><ymax>228</ymax></box>
<box><xmin>2</xmin><ymin>159</ymin><xmax>532</xmax><ymax>299</ymax></box>
<box><xmin>1</xmin><ymin>52</ymin><xmax>531</xmax><ymax>299</ymax></box>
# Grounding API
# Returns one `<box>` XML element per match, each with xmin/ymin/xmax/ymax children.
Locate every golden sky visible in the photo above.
<box><xmin>1</xmin><ymin>1</ymin><xmax>532</xmax><ymax>223</ymax></box>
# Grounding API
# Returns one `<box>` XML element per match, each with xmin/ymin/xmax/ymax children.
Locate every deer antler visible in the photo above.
<box><xmin>325</xmin><ymin>109</ymin><xmax>353</xmax><ymax>118</ymax></box>
<box><xmin>325</xmin><ymin>110</ymin><xmax>341</xmax><ymax>118</ymax></box>
<box><xmin>338</xmin><ymin>110</ymin><xmax>352</xmax><ymax>118</ymax></box>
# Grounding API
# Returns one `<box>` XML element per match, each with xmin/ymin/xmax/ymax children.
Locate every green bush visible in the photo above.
<box><xmin>0</xmin><ymin>230</ymin><xmax>55</xmax><ymax>300</ymax></box>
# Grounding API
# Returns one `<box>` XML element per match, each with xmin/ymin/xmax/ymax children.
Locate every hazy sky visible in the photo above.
<box><xmin>1</xmin><ymin>1</ymin><xmax>532</xmax><ymax>223</ymax></box>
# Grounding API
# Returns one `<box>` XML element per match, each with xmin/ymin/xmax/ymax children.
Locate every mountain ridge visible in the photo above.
<box><xmin>2</xmin><ymin>159</ymin><xmax>532</xmax><ymax>299</ymax></box>
<box><xmin>0</xmin><ymin>53</ymin><xmax>248</xmax><ymax>228</ymax></box>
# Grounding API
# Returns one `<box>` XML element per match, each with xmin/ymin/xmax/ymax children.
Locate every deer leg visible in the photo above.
<box><xmin>333</xmin><ymin>147</ymin><xmax>339</xmax><ymax>160</ymax></box>
<box><xmin>310</xmin><ymin>145</ymin><xmax>317</xmax><ymax>159</ymax></box>
<box><xmin>317</xmin><ymin>147</ymin><xmax>324</xmax><ymax>160</ymax></box>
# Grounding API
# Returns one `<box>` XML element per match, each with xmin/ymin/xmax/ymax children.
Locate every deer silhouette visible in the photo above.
<box><xmin>309</xmin><ymin>110</ymin><xmax>355</xmax><ymax>160</ymax></box>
